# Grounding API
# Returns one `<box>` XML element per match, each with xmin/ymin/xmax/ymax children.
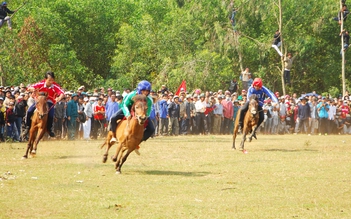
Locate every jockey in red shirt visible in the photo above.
<box><xmin>23</xmin><ymin>71</ymin><xmax>65</xmax><ymax>138</ymax></box>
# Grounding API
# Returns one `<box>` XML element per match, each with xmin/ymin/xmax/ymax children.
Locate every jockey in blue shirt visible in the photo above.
<box><xmin>238</xmin><ymin>78</ymin><xmax>278</xmax><ymax>138</ymax></box>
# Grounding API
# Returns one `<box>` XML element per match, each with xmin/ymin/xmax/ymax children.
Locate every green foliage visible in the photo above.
<box><xmin>0</xmin><ymin>0</ymin><xmax>348</xmax><ymax>95</ymax></box>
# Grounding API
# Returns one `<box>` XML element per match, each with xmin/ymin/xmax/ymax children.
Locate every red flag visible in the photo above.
<box><xmin>175</xmin><ymin>80</ymin><xmax>186</xmax><ymax>96</ymax></box>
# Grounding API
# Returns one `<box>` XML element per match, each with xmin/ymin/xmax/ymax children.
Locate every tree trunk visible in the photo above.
<box><xmin>0</xmin><ymin>64</ymin><xmax>4</xmax><ymax>86</ymax></box>
<box><xmin>279</xmin><ymin>0</ymin><xmax>286</xmax><ymax>96</ymax></box>
<box><xmin>341</xmin><ymin>0</ymin><xmax>346</xmax><ymax>96</ymax></box>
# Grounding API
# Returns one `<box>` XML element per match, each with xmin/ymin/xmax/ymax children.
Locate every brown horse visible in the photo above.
<box><xmin>232</xmin><ymin>94</ymin><xmax>259</xmax><ymax>152</ymax></box>
<box><xmin>101</xmin><ymin>94</ymin><xmax>148</xmax><ymax>174</ymax></box>
<box><xmin>22</xmin><ymin>92</ymin><xmax>48</xmax><ymax>159</ymax></box>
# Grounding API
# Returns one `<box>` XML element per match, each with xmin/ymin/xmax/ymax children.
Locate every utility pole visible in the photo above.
<box><xmin>278</xmin><ymin>0</ymin><xmax>285</xmax><ymax>96</ymax></box>
<box><xmin>341</xmin><ymin>0</ymin><xmax>346</xmax><ymax>96</ymax></box>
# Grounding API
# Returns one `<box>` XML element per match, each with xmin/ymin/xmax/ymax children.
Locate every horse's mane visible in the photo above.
<box><xmin>133</xmin><ymin>94</ymin><xmax>147</xmax><ymax>103</ymax></box>
<box><xmin>249</xmin><ymin>94</ymin><xmax>257</xmax><ymax>101</ymax></box>
<box><xmin>35</xmin><ymin>94</ymin><xmax>48</xmax><ymax>112</ymax></box>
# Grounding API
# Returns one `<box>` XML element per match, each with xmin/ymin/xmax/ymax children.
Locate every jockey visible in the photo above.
<box><xmin>238</xmin><ymin>78</ymin><xmax>278</xmax><ymax>138</ymax></box>
<box><xmin>22</xmin><ymin>71</ymin><xmax>65</xmax><ymax>138</ymax></box>
<box><xmin>109</xmin><ymin>80</ymin><xmax>155</xmax><ymax>147</ymax></box>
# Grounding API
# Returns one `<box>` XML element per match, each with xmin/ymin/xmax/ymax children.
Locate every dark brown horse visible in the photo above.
<box><xmin>101</xmin><ymin>94</ymin><xmax>148</xmax><ymax>174</ymax></box>
<box><xmin>22</xmin><ymin>92</ymin><xmax>48</xmax><ymax>159</ymax></box>
<box><xmin>232</xmin><ymin>94</ymin><xmax>259</xmax><ymax>152</ymax></box>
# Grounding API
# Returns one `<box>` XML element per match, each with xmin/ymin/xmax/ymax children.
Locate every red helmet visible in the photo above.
<box><xmin>275</xmin><ymin>91</ymin><xmax>280</xmax><ymax>98</ymax></box>
<box><xmin>252</xmin><ymin>78</ymin><xmax>263</xmax><ymax>88</ymax></box>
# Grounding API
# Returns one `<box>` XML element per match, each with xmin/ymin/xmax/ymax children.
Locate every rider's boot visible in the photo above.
<box><xmin>110</xmin><ymin>133</ymin><xmax>117</xmax><ymax>143</ymax></box>
<box><xmin>22</xmin><ymin>126</ymin><xmax>30</xmax><ymax>138</ymax></box>
<box><xmin>238</xmin><ymin>122</ymin><xmax>243</xmax><ymax>134</ymax></box>
<box><xmin>251</xmin><ymin>131</ymin><xmax>257</xmax><ymax>139</ymax></box>
<box><xmin>134</xmin><ymin>145</ymin><xmax>141</xmax><ymax>155</ymax></box>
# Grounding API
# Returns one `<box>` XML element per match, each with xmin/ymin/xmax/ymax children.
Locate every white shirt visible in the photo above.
<box><xmin>195</xmin><ymin>100</ymin><xmax>206</xmax><ymax>113</ymax></box>
<box><xmin>328</xmin><ymin>105</ymin><xmax>336</xmax><ymax>120</ymax></box>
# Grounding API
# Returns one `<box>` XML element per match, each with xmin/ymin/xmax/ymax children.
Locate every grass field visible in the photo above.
<box><xmin>1</xmin><ymin>134</ymin><xmax>351</xmax><ymax>219</ymax></box>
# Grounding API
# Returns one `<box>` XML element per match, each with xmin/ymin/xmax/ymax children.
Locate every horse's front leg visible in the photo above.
<box><xmin>232</xmin><ymin>124</ymin><xmax>239</xmax><ymax>150</ymax></box>
<box><xmin>31</xmin><ymin>129</ymin><xmax>45</xmax><ymax>155</ymax></box>
<box><xmin>116</xmin><ymin>148</ymin><xmax>131</xmax><ymax>174</ymax></box>
<box><xmin>240</xmin><ymin>131</ymin><xmax>247</xmax><ymax>151</ymax></box>
<box><xmin>248</xmin><ymin>125</ymin><xmax>258</xmax><ymax>142</ymax></box>
<box><xmin>103</xmin><ymin>141</ymin><xmax>113</xmax><ymax>163</ymax></box>
<box><xmin>22</xmin><ymin>143</ymin><xmax>32</xmax><ymax>159</ymax></box>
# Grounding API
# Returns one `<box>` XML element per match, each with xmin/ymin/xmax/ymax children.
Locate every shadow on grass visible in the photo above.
<box><xmin>135</xmin><ymin>170</ymin><xmax>210</xmax><ymax>177</ymax></box>
<box><xmin>263</xmin><ymin>148</ymin><xmax>317</xmax><ymax>152</ymax></box>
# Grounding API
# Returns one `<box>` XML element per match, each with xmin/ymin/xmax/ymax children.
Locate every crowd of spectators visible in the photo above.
<box><xmin>0</xmin><ymin>82</ymin><xmax>350</xmax><ymax>143</ymax></box>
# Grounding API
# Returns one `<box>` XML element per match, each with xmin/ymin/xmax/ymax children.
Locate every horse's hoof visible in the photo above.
<box><xmin>102</xmin><ymin>155</ymin><xmax>108</xmax><ymax>163</ymax></box>
<box><xmin>248</xmin><ymin>137</ymin><xmax>252</xmax><ymax>142</ymax></box>
<box><xmin>232</xmin><ymin>147</ymin><xmax>236</xmax><ymax>150</ymax></box>
<box><xmin>116</xmin><ymin>171</ymin><xmax>121</xmax><ymax>174</ymax></box>
<box><xmin>31</xmin><ymin>150</ymin><xmax>36</xmax><ymax>155</ymax></box>
<box><xmin>111</xmin><ymin>156</ymin><xmax>117</xmax><ymax>162</ymax></box>
<box><xmin>22</xmin><ymin>156</ymin><xmax>27</xmax><ymax>159</ymax></box>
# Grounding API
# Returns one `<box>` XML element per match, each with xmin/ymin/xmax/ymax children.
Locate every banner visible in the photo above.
<box><xmin>175</xmin><ymin>80</ymin><xmax>186</xmax><ymax>95</ymax></box>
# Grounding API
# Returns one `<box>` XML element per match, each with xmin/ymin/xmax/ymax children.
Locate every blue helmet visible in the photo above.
<box><xmin>2</xmin><ymin>2</ymin><xmax>6</xmax><ymax>6</ymax></box>
<box><xmin>136</xmin><ymin>80</ymin><xmax>151</xmax><ymax>94</ymax></box>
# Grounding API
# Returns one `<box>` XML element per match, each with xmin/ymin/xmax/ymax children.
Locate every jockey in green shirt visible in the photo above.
<box><xmin>109</xmin><ymin>80</ymin><xmax>155</xmax><ymax>151</ymax></box>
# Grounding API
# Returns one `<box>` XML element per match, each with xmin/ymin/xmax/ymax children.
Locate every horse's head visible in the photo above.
<box><xmin>131</xmin><ymin>95</ymin><xmax>148</xmax><ymax>125</ymax></box>
<box><xmin>36</xmin><ymin>92</ymin><xmax>48</xmax><ymax>119</ymax></box>
<box><xmin>248</xmin><ymin>94</ymin><xmax>258</xmax><ymax>116</ymax></box>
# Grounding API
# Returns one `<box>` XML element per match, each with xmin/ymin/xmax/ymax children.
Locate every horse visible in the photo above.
<box><xmin>232</xmin><ymin>94</ymin><xmax>259</xmax><ymax>152</ymax></box>
<box><xmin>101</xmin><ymin>94</ymin><xmax>148</xmax><ymax>174</ymax></box>
<box><xmin>22</xmin><ymin>92</ymin><xmax>49</xmax><ymax>159</ymax></box>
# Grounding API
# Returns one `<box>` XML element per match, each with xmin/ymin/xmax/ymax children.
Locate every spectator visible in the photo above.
<box><xmin>230</xmin><ymin>8</ymin><xmax>238</xmax><ymax>28</ymax></box>
<box><xmin>92</xmin><ymin>98</ymin><xmax>105</xmax><ymax>139</ymax></box>
<box><xmin>195</xmin><ymin>93</ymin><xmax>209</xmax><ymax>135</ymax></box>
<box><xmin>240</xmin><ymin>68</ymin><xmax>251</xmax><ymax>91</ymax></box>
<box><xmin>6</xmin><ymin>102</ymin><xmax>19</xmax><ymax>141</ymax></box>
<box><xmin>54</xmin><ymin>97</ymin><xmax>66</xmax><ymax>139</ymax></box>
<box><xmin>221</xmin><ymin>93</ymin><xmax>233</xmax><ymax>134</ymax></box>
<box><xmin>283</xmin><ymin>52</ymin><xmax>297</xmax><ymax>85</ymax></box>
<box><xmin>77</xmin><ymin>96</ymin><xmax>85</xmax><ymax>139</ymax></box>
<box><xmin>66</xmin><ymin>93</ymin><xmax>79</xmax><ymax>140</ymax></box>
<box><xmin>327</xmin><ymin>99</ymin><xmax>337</xmax><ymax>134</ymax></box>
<box><xmin>334</xmin><ymin>4</ymin><xmax>350</xmax><ymax>24</ymax></box>
<box><xmin>340</xmin><ymin>29</ymin><xmax>350</xmax><ymax>55</ymax></box>
<box><xmin>180</xmin><ymin>95</ymin><xmax>191</xmax><ymax>135</ymax></box>
<box><xmin>278</xmin><ymin>115</ymin><xmax>289</xmax><ymax>134</ymax></box>
<box><xmin>105</xmin><ymin>93</ymin><xmax>119</xmax><ymax>124</ymax></box>
<box><xmin>160</xmin><ymin>85</ymin><xmax>168</xmax><ymax>94</ymax></box>
<box><xmin>212</xmin><ymin>96</ymin><xmax>223</xmax><ymax>135</ymax></box>
<box><xmin>317</xmin><ymin>97</ymin><xmax>329</xmax><ymax>135</ymax></box>
<box><xmin>295</xmin><ymin>97</ymin><xmax>310</xmax><ymax>134</ymax></box>
<box><xmin>228</xmin><ymin>78</ymin><xmax>239</xmax><ymax>94</ymax></box>
<box><xmin>168</xmin><ymin>95</ymin><xmax>180</xmax><ymax>136</ymax></box>
<box><xmin>82</xmin><ymin>97</ymin><xmax>93</xmax><ymax>140</ymax></box>
<box><xmin>189</xmin><ymin>95</ymin><xmax>197</xmax><ymax>134</ymax></box>
<box><xmin>0</xmin><ymin>2</ymin><xmax>15</xmax><ymax>30</ymax></box>
<box><xmin>14</xmin><ymin>93</ymin><xmax>26</xmax><ymax>141</ymax></box>
<box><xmin>149</xmin><ymin>94</ymin><xmax>158</xmax><ymax>137</ymax></box>
<box><xmin>309</xmin><ymin>98</ymin><xmax>319</xmax><ymax>135</ymax></box>
<box><xmin>158</xmin><ymin>94</ymin><xmax>169</xmax><ymax>136</ymax></box>
<box><xmin>0</xmin><ymin>97</ymin><xmax>4</xmax><ymax>141</ymax></box>
<box><xmin>272</xmin><ymin>30</ymin><xmax>283</xmax><ymax>57</ymax></box>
